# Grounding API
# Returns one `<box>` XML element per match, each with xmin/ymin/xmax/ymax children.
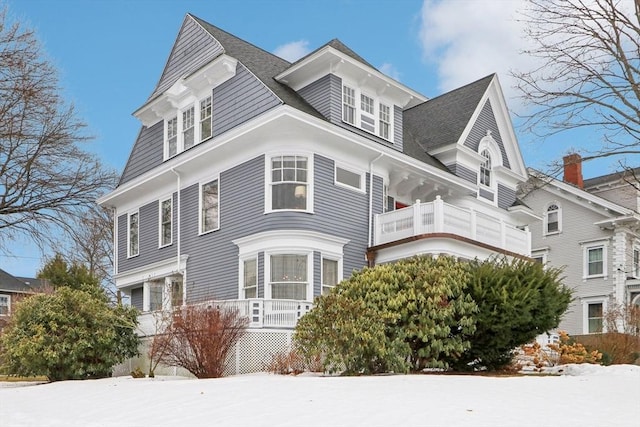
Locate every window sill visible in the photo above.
<box><xmin>544</xmin><ymin>231</ymin><xmax>561</xmax><ymax>236</ymax></box>
<box><xmin>159</xmin><ymin>243</ymin><xmax>173</xmax><ymax>249</ymax></box>
<box><xmin>264</xmin><ymin>209</ymin><xmax>314</xmax><ymax>215</ymax></box>
<box><xmin>199</xmin><ymin>227</ymin><xmax>220</xmax><ymax>236</ymax></box>
<box><xmin>127</xmin><ymin>254</ymin><xmax>140</xmax><ymax>259</ymax></box>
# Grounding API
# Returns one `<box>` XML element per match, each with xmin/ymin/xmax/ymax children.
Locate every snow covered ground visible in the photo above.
<box><xmin>1</xmin><ymin>364</ymin><xmax>639</xmax><ymax>427</ymax></box>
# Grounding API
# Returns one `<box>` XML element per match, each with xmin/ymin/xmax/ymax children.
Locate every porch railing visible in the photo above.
<box><xmin>374</xmin><ymin>196</ymin><xmax>530</xmax><ymax>256</ymax></box>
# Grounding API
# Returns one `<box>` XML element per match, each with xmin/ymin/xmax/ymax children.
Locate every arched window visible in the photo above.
<box><xmin>545</xmin><ymin>203</ymin><xmax>561</xmax><ymax>234</ymax></box>
<box><xmin>479</xmin><ymin>149</ymin><xmax>492</xmax><ymax>187</ymax></box>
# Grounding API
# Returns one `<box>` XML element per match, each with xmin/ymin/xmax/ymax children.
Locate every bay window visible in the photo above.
<box><xmin>322</xmin><ymin>258</ymin><xmax>338</xmax><ymax>295</ymax></box>
<box><xmin>270</xmin><ymin>254</ymin><xmax>308</xmax><ymax>300</ymax></box>
<box><xmin>243</xmin><ymin>258</ymin><xmax>257</xmax><ymax>298</ymax></box>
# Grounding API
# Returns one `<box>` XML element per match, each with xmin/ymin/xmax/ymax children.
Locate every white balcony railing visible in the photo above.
<box><xmin>374</xmin><ymin>196</ymin><xmax>530</xmax><ymax>257</ymax></box>
<box><xmin>137</xmin><ymin>299</ymin><xmax>313</xmax><ymax>336</ymax></box>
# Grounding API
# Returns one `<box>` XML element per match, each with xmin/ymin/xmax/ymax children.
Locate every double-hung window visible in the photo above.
<box><xmin>200</xmin><ymin>96</ymin><xmax>212</xmax><ymax>141</ymax></box>
<box><xmin>270</xmin><ymin>254</ymin><xmax>308</xmax><ymax>300</ymax></box>
<box><xmin>587</xmin><ymin>246</ymin><xmax>604</xmax><ymax>276</ymax></box>
<box><xmin>167</xmin><ymin>117</ymin><xmax>178</xmax><ymax>158</ymax></box>
<box><xmin>243</xmin><ymin>258</ymin><xmax>257</xmax><ymax>298</ymax></box>
<box><xmin>379</xmin><ymin>103</ymin><xmax>391</xmax><ymax>139</ymax></box>
<box><xmin>633</xmin><ymin>248</ymin><xmax>640</xmax><ymax>278</ymax></box>
<box><xmin>360</xmin><ymin>94</ymin><xmax>376</xmax><ymax>133</ymax></box>
<box><xmin>270</xmin><ymin>155</ymin><xmax>308</xmax><ymax>211</ymax></box>
<box><xmin>342</xmin><ymin>86</ymin><xmax>356</xmax><ymax>124</ymax></box>
<box><xmin>322</xmin><ymin>258</ymin><xmax>338</xmax><ymax>296</ymax></box>
<box><xmin>200</xmin><ymin>179</ymin><xmax>219</xmax><ymax>233</ymax></box>
<box><xmin>545</xmin><ymin>204</ymin><xmax>561</xmax><ymax>235</ymax></box>
<box><xmin>182</xmin><ymin>106</ymin><xmax>195</xmax><ymax>149</ymax></box>
<box><xmin>587</xmin><ymin>302</ymin><xmax>603</xmax><ymax>333</ymax></box>
<box><xmin>159</xmin><ymin>197</ymin><xmax>172</xmax><ymax>247</ymax></box>
<box><xmin>128</xmin><ymin>211</ymin><xmax>139</xmax><ymax>258</ymax></box>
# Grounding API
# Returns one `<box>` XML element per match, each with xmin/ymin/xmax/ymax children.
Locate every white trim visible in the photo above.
<box><xmin>265</xmin><ymin>251</ymin><xmax>313</xmax><ymax>301</ymax></box>
<box><xmin>264</xmin><ymin>153</ymin><xmax>314</xmax><ymax>214</ymax></box>
<box><xmin>114</xmin><ymin>255</ymin><xmax>189</xmax><ymax>289</ymax></box>
<box><xmin>239</xmin><ymin>256</ymin><xmax>258</xmax><ymax>299</ymax></box>
<box><xmin>341</xmin><ymin>81</ymin><xmax>394</xmax><ymax>143</ymax></box>
<box><xmin>582</xmin><ymin>240</ymin><xmax>608</xmax><ymax>279</ymax></box>
<box><xmin>199</xmin><ymin>175</ymin><xmax>220</xmax><ymax>235</ymax></box>
<box><xmin>531</xmin><ymin>248</ymin><xmax>550</xmax><ymax>265</ymax></box>
<box><xmin>543</xmin><ymin>201</ymin><xmax>562</xmax><ymax>236</ymax></box>
<box><xmin>233</xmin><ymin>230</ymin><xmax>350</xmax><ymax>257</ymax></box>
<box><xmin>158</xmin><ymin>196</ymin><xmax>173</xmax><ymax>248</ymax></box>
<box><xmin>321</xmin><ymin>256</ymin><xmax>342</xmax><ymax>295</ymax></box>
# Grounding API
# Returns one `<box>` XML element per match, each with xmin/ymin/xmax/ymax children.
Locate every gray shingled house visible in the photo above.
<box><xmin>0</xmin><ymin>268</ymin><xmax>40</xmax><ymax>323</ymax></box>
<box><xmin>98</xmin><ymin>14</ymin><xmax>538</xmax><ymax>374</ymax></box>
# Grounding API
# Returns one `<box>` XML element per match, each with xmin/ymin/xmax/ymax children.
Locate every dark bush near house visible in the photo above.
<box><xmin>152</xmin><ymin>304</ymin><xmax>248</xmax><ymax>378</ymax></box>
<box><xmin>0</xmin><ymin>287</ymin><xmax>139</xmax><ymax>381</ymax></box>
<box><xmin>294</xmin><ymin>256</ymin><xmax>478</xmax><ymax>374</ymax></box>
<box><xmin>449</xmin><ymin>258</ymin><xmax>571</xmax><ymax>371</ymax></box>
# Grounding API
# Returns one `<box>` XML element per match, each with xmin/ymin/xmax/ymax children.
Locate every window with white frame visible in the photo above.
<box><xmin>360</xmin><ymin>93</ymin><xmax>376</xmax><ymax>133</ymax></box>
<box><xmin>182</xmin><ymin>106</ymin><xmax>195</xmax><ymax>150</ymax></box>
<box><xmin>128</xmin><ymin>211</ymin><xmax>139</xmax><ymax>257</ymax></box>
<box><xmin>149</xmin><ymin>281</ymin><xmax>164</xmax><ymax>311</ymax></box>
<box><xmin>586</xmin><ymin>245</ymin><xmax>605</xmax><ymax>277</ymax></box>
<box><xmin>335</xmin><ymin>165</ymin><xmax>363</xmax><ymax>191</ymax></box>
<box><xmin>379</xmin><ymin>103</ymin><xmax>391</xmax><ymax>139</ymax></box>
<box><xmin>633</xmin><ymin>247</ymin><xmax>640</xmax><ymax>278</ymax></box>
<box><xmin>200</xmin><ymin>179</ymin><xmax>219</xmax><ymax>233</ymax></box>
<box><xmin>322</xmin><ymin>258</ymin><xmax>339</xmax><ymax>295</ymax></box>
<box><xmin>167</xmin><ymin>116</ymin><xmax>178</xmax><ymax>158</ymax></box>
<box><xmin>170</xmin><ymin>278</ymin><xmax>183</xmax><ymax>308</ymax></box>
<box><xmin>159</xmin><ymin>197</ymin><xmax>172</xmax><ymax>247</ymax></box>
<box><xmin>479</xmin><ymin>149</ymin><xmax>492</xmax><ymax>187</ymax></box>
<box><xmin>342</xmin><ymin>85</ymin><xmax>356</xmax><ymax>124</ymax></box>
<box><xmin>545</xmin><ymin>203</ymin><xmax>561</xmax><ymax>235</ymax></box>
<box><xmin>270</xmin><ymin>155</ymin><xmax>309</xmax><ymax>211</ymax></box>
<box><xmin>243</xmin><ymin>258</ymin><xmax>257</xmax><ymax>298</ymax></box>
<box><xmin>0</xmin><ymin>295</ymin><xmax>9</xmax><ymax>315</ymax></box>
<box><xmin>587</xmin><ymin>302</ymin><xmax>603</xmax><ymax>333</ymax></box>
<box><xmin>270</xmin><ymin>254</ymin><xmax>308</xmax><ymax>300</ymax></box>
<box><xmin>200</xmin><ymin>96</ymin><xmax>212</xmax><ymax>141</ymax></box>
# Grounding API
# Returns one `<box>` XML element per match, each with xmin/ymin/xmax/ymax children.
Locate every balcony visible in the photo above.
<box><xmin>372</xmin><ymin>196</ymin><xmax>530</xmax><ymax>259</ymax></box>
<box><xmin>136</xmin><ymin>299</ymin><xmax>313</xmax><ymax>336</ymax></box>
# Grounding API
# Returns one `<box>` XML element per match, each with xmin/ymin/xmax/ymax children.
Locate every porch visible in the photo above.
<box><xmin>136</xmin><ymin>298</ymin><xmax>313</xmax><ymax>336</ymax></box>
<box><xmin>372</xmin><ymin>196</ymin><xmax>531</xmax><ymax>261</ymax></box>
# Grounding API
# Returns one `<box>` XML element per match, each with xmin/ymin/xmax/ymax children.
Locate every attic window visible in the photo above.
<box><xmin>341</xmin><ymin>83</ymin><xmax>393</xmax><ymax>142</ymax></box>
<box><xmin>479</xmin><ymin>149</ymin><xmax>492</xmax><ymax>187</ymax></box>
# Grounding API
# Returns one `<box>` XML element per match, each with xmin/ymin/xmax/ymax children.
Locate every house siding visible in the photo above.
<box><xmin>497</xmin><ymin>184</ymin><xmax>516</xmax><ymax>209</ymax></box>
<box><xmin>131</xmin><ymin>287</ymin><xmax>143</xmax><ymax>311</ymax></box>
<box><xmin>393</xmin><ymin>105</ymin><xmax>403</xmax><ymax>152</ymax></box>
<box><xmin>119</xmin><ymin>123</ymin><xmax>164</xmax><ymax>186</ymax></box>
<box><xmin>447</xmin><ymin>163</ymin><xmax>477</xmax><ymax>184</ymax></box>
<box><xmin>525</xmin><ymin>188</ymin><xmax>614</xmax><ymax>335</ymax></box>
<box><xmin>213</xmin><ymin>63</ymin><xmax>281</xmax><ymax>137</ymax></box>
<box><xmin>150</xmin><ymin>16</ymin><xmax>225</xmax><ymax>100</ymax></box>
<box><xmin>117</xmin><ymin>199</ymin><xmax>178</xmax><ymax>274</ymax></box>
<box><xmin>479</xmin><ymin>187</ymin><xmax>494</xmax><ymax>202</ymax></box>
<box><xmin>463</xmin><ymin>99</ymin><xmax>511</xmax><ymax>169</ymax></box>
<box><xmin>298</xmin><ymin>74</ymin><xmax>334</xmax><ymax>120</ymax></box>
<box><xmin>160</xmin><ymin>153</ymin><xmax>379</xmax><ymax>303</ymax></box>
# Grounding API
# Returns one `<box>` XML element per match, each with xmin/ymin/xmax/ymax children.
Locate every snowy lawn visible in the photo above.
<box><xmin>1</xmin><ymin>364</ymin><xmax>638</xmax><ymax>427</ymax></box>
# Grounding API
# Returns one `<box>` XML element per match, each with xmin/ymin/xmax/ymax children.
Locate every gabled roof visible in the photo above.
<box><xmin>403</xmin><ymin>74</ymin><xmax>494</xmax><ymax>152</ymax></box>
<box><xmin>0</xmin><ymin>268</ymin><xmax>37</xmax><ymax>294</ymax></box>
<box><xmin>584</xmin><ymin>167</ymin><xmax>640</xmax><ymax>189</ymax></box>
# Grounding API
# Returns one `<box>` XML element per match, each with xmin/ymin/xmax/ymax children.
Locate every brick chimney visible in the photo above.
<box><xmin>563</xmin><ymin>153</ymin><xmax>583</xmax><ymax>188</ymax></box>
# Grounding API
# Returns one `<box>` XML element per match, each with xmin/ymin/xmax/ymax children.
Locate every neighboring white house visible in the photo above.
<box><xmin>522</xmin><ymin>154</ymin><xmax>640</xmax><ymax>336</ymax></box>
<box><xmin>99</xmin><ymin>14</ymin><xmax>538</xmax><ymax>374</ymax></box>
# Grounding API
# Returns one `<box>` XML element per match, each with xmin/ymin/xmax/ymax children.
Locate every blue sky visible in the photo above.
<box><xmin>0</xmin><ymin>0</ymin><xmax>630</xmax><ymax>276</ymax></box>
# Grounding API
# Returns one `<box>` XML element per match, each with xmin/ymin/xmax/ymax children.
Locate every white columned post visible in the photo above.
<box><xmin>413</xmin><ymin>199</ymin><xmax>421</xmax><ymax>236</ymax></box>
<box><xmin>434</xmin><ymin>196</ymin><xmax>444</xmax><ymax>233</ymax></box>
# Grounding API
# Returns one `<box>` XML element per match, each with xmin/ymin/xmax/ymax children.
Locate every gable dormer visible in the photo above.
<box><xmin>275</xmin><ymin>40</ymin><xmax>426</xmax><ymax>152</ymax></box>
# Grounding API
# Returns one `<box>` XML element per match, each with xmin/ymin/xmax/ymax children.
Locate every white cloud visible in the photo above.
<box><xmin>379</xmin><ymin>63</ymin><xmax>402</xmax><ymax>82</ymax></box>
<box><xmin>273</xmin><ymin>40</ymin><xmax>311</xmax><ymax>62</ymax></box>
<box><xmin>418</xmin><ymin>0</ymin><xmax>538</xmax><ymax>106</ymax></box>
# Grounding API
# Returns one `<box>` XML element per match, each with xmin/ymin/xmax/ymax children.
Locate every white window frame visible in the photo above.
<box><xmin>0</xmin><ymin>294</ymin><xmax>10</xmax><ymax>316</ymax></box>
<box><xmin>531</xmin><ymin>248</ymin><xmax>549</xmax><ymax>266</ymax></box>
<box><xmin>240</xmin><ymin>256</ymin><xmax>258</xmax><ymax>299</ymax></box>
<box><xmin>163</xmin><ymin>93</ymin><xmax>213</xmax><ymax>160</ymax></box>
<box><xmin>321</xmin><ymin>256</ymin><xmax>342</xmax><ymax>296</ymax></box>
<box><xmin>582</xmin><ymin>240</ymin><xmax>608</xmax><ymax>279</ymax></box>
<box><xmin>182</xmin><ymin>105</ymin><xmax>195</xmax><ymax>150</ymax></box>
<box><xmin>633</xmin><ymin>246</ymin><xmax>640</xmax><ymax>278</ymax></box>
<box><xmin>379</xmin><ymin>103</ymin><xmax>391</xmax><ymax>140</ymax></box>
<box><xmin>341</xmin><ymin>82</ymin><xmax>394</xmax><ymax>142</ymax></box>
<box><xmin>159</xmin><ymin>196</ymin><xmax>173</xmax><ymax>248</ymax></box>
<box><xmin>166</xmin><ymin>116</ymin><xmax>178</xmax><ymax>159</ymax></box>
<box><xmin>200</xmin><ymin>95</ymin><xmax>213</xmax><ymax>142</ymax></box>
<box><xmin>335</xmin><ymin>164</ymin><xmax>365</xmax><ymax>193</ymax></box>
<box><xmin>479</xmin><ymin>149</ymin><xmax>492</xmax><ymax>188</ymax></box>
<box><xmin>544</xmin><ymin>202</ymin><xmax>562</xmax><ymax>236</ymax></box>
<box><xmin>127</xmin><ymin>211</ymin><xmax>139</xmax><ymax>258</ymax></box>
<box><xmin>265</xmin><ymin>153</ymin><xmax>313</xmax><ymax>214</ymax></box>
<box><xmin>582</xmin><ymin>297</ymin><xmax>606</xmax><ymax>334</ymax></box>
<box><xmin>199</xmin><ymin>177</ymin><xmax>220</xmax><ymax>234</ymax></box>
<box><xmin>266</xmin><ymin>252</ymin><xmax>312</xmax><ymax>301</ymax></box>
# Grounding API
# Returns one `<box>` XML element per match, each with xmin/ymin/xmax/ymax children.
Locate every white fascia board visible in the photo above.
<box><xmin>100</xmin><ymin>105</ymin><xmax>478</xmax><ymax>208</ymax></box>
<box><xmin>275</xmin><ymin>46</ymin><xmax>427</xmax><ymax>108</ymax></box>
<box><xmin>528</xmin><ymin>169</ymin><xmax>633</xmax><ymax>216</ymax></box>
<box><xmin>233</xmin><ymin>230</ymin><xmax>350</xmax><ymax>257</ymax></box>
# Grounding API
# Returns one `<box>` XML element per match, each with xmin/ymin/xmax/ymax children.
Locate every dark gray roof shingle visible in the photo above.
<box><xmin>0</xmin><ymin>269</ymin><xmax>37</xmax><ymax>293</ymax></box>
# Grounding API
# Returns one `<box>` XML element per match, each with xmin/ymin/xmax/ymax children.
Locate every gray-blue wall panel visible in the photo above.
<box><xmin>498</xmin><ymin>184</ymin><xmax>516</xmax><ymax>209</ymax></box>
<box><xmin>463</xmin><ymin>99</ymin><xmax>511</xmax><ymax>169</ymax></box>
<box><xmin>119</xmin><ymin>123</ymin><xmax>164</xmax><ymax>186</ymax></box>
<box><xmin>131</xmin><ymin>286</ymin><xmax>143</xmax><ymax>311</ymax></box>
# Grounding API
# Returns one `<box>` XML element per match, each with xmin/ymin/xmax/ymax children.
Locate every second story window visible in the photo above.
<box><xmin>545</xmin><ymin>203</ymin><xmax>561</xmax><ymax>235</ymax></box>
<box><xmin>200</xmin><ymin>178</ymin><xmax>220</xmax><ymax>234</ymax></box>
<box><xmin>343</xmin><ymin>86</ymin><xmax>356</xmax><ymax>124</ymax></box>
<box><xmin>479</xmin><ymin>149</ymin><xmax>492</xmax><ymax>187</ymax></box>
<box><xmin>634</xmin><ymin>248</ymin><xmax>640</xmax><ymax>278</ymax></box>
<box><xmin>200</xmin><ymin>96</ymin><xmax>212</xmax><ymax>141</ymax></box>
<box><xmin>270</xmin><ymin>155</ymin><xmax>308</xmax><ymax>211</ymax></box>
<box><xmin>587</xmin><ymin>246</ymin><xmax>604</xmax><ymax>277</ymax></box>
<box><xmin>182</xmin><ymin>106</ymin><xmax>195</xmax><ymax>150</ymax></box>
<box><xmin>379</xmin><ymin>103</ymin><xmax>390</xmax><ymax>139</ymax></box>
<box><xmin>167</xmin><ymin>117</ymin><xmax>178</xmax><ymax>158</ymax></box>
<box><xmin>159</xmin><ymin>197</ymin><xmax>172</xmax><ymax>247</ymax></box>
<box><xmin>128</xmin><ymin>211</ymin><xmax>139</xmax><ymax>258</ymax></box>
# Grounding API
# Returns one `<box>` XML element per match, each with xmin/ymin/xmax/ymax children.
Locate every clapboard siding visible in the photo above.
<box><xmin>213</xmin><ymin>64</ymin><xmax>281</xmax><ymax>137</ymax></box>
<box><xmin>131</xmin><ymin>287</ymin><xmax>143</xmax><ymax>311</ymax></box>
<box><xmin>463</xmin><ymin>100</ymin><xmax>511</xmax><ymax>169</ymax></box>
<box><xmin>117</xmin><ymin>199</ymin><xmax>178</xmax><ymax>273</ymax></box>
<box><xmin>178</xmin><ymin>153</ymin><xmax>377</xmax><ymax>302</ymax></box>
<box><xmin>478</xmin><ymin>187</ymin><xmax>494</xmax><ymax>202</ymax></box>
<box><xmin>119</xmin><ymin>123</ymin><xmax>164</xmax><ymax>186</ymax></box>
<box><xmin>447</xmin><ymin>163</ymin><xmax>477</xmax><ymax>184</ymax></box>
<box><xmin>150</xmin><ymin>16</ymin><xmax>225</xmax><ymax>100</ymax></box>
<box><xmin>298</xmin><ymin>74</ymin><xmax>333</xmax><ymax>120</ymax></box>
<box><xmin>497</xmin><ymin>184</ymin><xmax>516</xmax><ymax>209</ymax></box>
<box><xmin>313</xmin><ymin>251</ymin><xmax>322</xmax><ymax>296</ymax></box>
<box><xmin>393</xmin><ymin>105</ymin><xmax>403</xmax><ymax>152</ymax></box>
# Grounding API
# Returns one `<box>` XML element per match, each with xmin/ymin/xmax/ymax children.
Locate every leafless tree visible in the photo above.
<box><xmin>0</xmin><ymin>8</ymin><xmax>116</xmax><ymax>250</ymax></box>
<box><xmin>513</xmin><ymin>0</ymin><xmax>640</xmax><ymax>172</ymax></box>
